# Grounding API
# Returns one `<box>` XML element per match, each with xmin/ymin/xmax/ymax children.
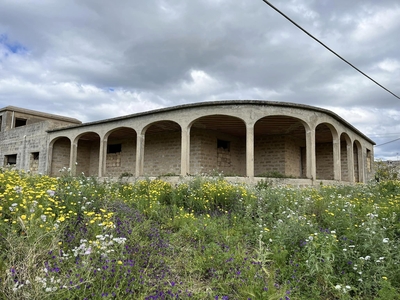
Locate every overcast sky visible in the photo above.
<box><xmin>1</xmin><ymin>0</ymin><xmax>399</xmax><ymax>160</ymax></box>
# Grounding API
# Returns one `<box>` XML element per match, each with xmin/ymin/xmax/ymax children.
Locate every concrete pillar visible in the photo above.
<box><xmin>306</xmin><ymin>127</ymin><xmax>316</xmax><ymax>181</ymax></box>
<box><xmin>246</xmin><ymin>124</ymin><xmax>254</xmax><ymax>178</ymax></box>
<box><xmin>46</xmin><ymin>143</ymin><xmax>54</xmax><ymax>176</ymax></box>
<box><xmin>333</xmin><ymin>135</ymin><xmax>341</xmax><ymax>181</ymax></box>
<box><xmin>70</xmin><ymin>139</ymin><xmax>78</xmax><ymax>176</ymax></box>
<box><xmin>347</xmin><ymin>140</ymin><xmax>354</xmax><ymax>183</ymax></box>
<box><xmin>180</xmin><ymin>127</ymin><xmax>190</xmax><ymax>176</ymax></box>
<box><xmin>98</xmin><ymin>138</ymin><xmax>107</xmax><ymax>177</ymax></box>
<box><xmin>135</xmin><ymin>134</ymin><xmax>145</xmax><ymax>177</ymax></box>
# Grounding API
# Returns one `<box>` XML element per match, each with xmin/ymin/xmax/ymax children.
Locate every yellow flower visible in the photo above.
<box><xmin>382</xmin><ymin>276</ymin><xmax>388</xmax><ymax>280</ymax></box>
<box><xmin>21</xmin><ymin>215</ymin><xmax>27</xmax><ymax>220</ymax></box>
<box><xmin>117</xmin><ymin>260</ymin><xmax>123</xmax><ymax>265</ymax></box>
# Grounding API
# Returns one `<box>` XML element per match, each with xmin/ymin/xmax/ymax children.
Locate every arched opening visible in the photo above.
<box><xmin>105</xmin><ymin>127</ymin><xmax>137</xmax><ymax>177</ymax></box>
<box><xmin>50</xmin><ymin>137</ymin><xmax>71</xmax><ymax>176</ymax></box>
<box><xmin>340</xmin><ymin>133</ymin><xmax>351</xmax><ymax>182</ymax></box>
<box><xmin>76</xmin><ymin>132</ymin><xmax>100</xmax><ymax>176</ymax></box>
<box><xmin>353</xmin><ymin>140</ymin><xmax>362</xmax><ymax>182</ymax></box>
<box><xmin>315</xmin><ymin>123</ymin><xmax>335</xmax><ymax>180</ymax></box>
<box><xmin>190</xmin><ymin>115</ymin><xmax>246</xmax><ymax>176</ymax></box>
<box><xmin>143</xmin><ymin>121</ymin><xmax>181</xmax><ymax>176</ymax></box>
<box><xmin>254</xmin><ymin>116</ymin><xmax>306</xmax><ymax>178</ymax></box>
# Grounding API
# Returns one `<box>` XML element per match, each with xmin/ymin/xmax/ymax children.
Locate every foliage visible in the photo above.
<box><xmin>0</xmin><ymin>169</ymin><xmax>399</xmax><ymax>299</ymax></box>
<box><xmin>374</xmin><ymin>160</ymin><xmax>399</xmax><ymax>181</ymax></box>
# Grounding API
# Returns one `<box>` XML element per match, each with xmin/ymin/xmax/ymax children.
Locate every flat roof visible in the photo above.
<box><xmin>0</xmin><ymin>106</ymin><xmax>81</xmax><ymax>124</ymax></box>
<box><xmin>45</xmin><ymin>100</ymin><xmax>375</xmax><ymax>145</ymax></box>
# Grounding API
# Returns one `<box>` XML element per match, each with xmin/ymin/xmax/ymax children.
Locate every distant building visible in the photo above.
<box><xmin>0</xmin><ymin>101</ymin><xmax>375</xmax><ymax>184</ymax></box>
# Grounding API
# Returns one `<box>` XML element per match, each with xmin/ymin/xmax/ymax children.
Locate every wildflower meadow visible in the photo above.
<box><xmin>0</xmin><ymin>169</ymin><xmax>399</xmax><ymax>299</ymax></box>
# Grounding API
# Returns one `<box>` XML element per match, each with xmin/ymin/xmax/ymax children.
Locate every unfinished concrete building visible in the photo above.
<box><xmin>0</xmin><ymin>101</ymin><xmax>375</xmax><ymax>184</ymax></box>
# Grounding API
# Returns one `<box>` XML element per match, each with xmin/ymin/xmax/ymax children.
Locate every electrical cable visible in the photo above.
<box><xmin>375</xmin><ymin>137</ymin><xmax>400</xmax><ymax>147</ymax></box>
<box><xmin>260</xmin><ymin>0</ymin><xmax>400</xmax><ymax>100</ymax></box>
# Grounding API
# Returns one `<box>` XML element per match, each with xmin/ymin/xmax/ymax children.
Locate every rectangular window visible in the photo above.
<box><xmin>32</xmin><ymin>152</ymin><xmax>39</xmax><ymax>160</ymax></box>
<box><xmin>15</xmin><ymin>118</ymin><xmax>27</xmax><ymax>127</ymax></box>
<box><xmin>107</xmin><ymin>144</ymin><xmax>122</xmax><ymax>153</ymax></box>
<box><xmin>0</xmin><ymin>116</ymin><xmax>2</xmax><ymax>131</ymax></box>
<box><xmin>5</xmin><ymin>154</ymin><xmax>17</xmax><ymax>165</ymax></box>
<box><xmin>217</xmin><ymin>139</ymin><xmax>230</xmax><ymax>151</ymax></box>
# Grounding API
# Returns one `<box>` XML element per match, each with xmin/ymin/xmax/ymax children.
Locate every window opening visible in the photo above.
<box><xmin>15</xmin><ymin>118</ymin><xmax>27</xmax><ymax>127</ymax></box>
<box><xmin>217</xmin><ymin>139</ymin><xmax>230</xmax><ymax>151</ymax></box>
<box><xmin>107</xmin><ymin>144</ymin><xmax>122</xmax><ymax>153</ymax></box>
<box><xmin>5</xmin><ymin>154</ymin><xmax>17</xmax><ymax>165</ymax></box>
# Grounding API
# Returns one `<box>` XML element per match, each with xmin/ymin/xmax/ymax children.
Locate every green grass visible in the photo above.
<box><xmin>0</xmin><ymin>169</ymin><xmax>399</xmax><ymax>299</ymax></box>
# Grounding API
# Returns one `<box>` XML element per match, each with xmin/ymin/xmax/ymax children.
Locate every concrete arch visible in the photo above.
<box><xmin>103</xmin><ymin>127</ymin><xmax>137</xmax><ymax>178</ymax></box>
<box><xmin>189</xmin><ymin>114</ymin><xmax>247</xmax><ymax>176</ymax></box>
<box><xmin>49</xmin><ymin>136</ymin><xmax>71</xmax><ymax>176</ymax></box>
<box><xmin>353</xmin><ymin>140</ymin><xmax>362</xmax><ymax>182</ymax></box>
<box><xmin>315</xmin><ymin>123</ymin><xmax>337</xmax><ymax>180</ymax></box>
<box><xmin>73</xmin><ymin>131</ymin><xmax>101</xmax><ymax>176</ymax></box>
<box><xmin>340</xmin><ymin>132</ymin><xmax>353</xmax><ymax>182</ymax></box>
<box><xmin>254</xmin><ymin>115</ymin><xmax>307</xmax><ymax>178</ymax></box>
<box><xmin>142</xmin><ymin>120</ymin><xmax>182</xmax><ymax>176</ymax></box>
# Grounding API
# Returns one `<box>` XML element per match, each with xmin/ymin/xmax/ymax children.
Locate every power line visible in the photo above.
<box><xmin>376</xmin><ymin>137</ymin><xmax>400</xmax><ymax>147</ymax></box>
<box><xmin>260</xmin><ymin>0</ymin><xmax>400</xmax><ymax>100</ymax></box>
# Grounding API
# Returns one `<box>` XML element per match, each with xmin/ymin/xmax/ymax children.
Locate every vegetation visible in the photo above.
<box><xmin>0</xmin><ymin>168</ymin><xmax>399</xmax><ymax>299</ymax></box>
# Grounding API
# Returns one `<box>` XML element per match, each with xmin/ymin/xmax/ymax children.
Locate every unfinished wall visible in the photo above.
<box><xmin>316</xmin><ymin>142</ymin><xmax>334</xmax><ymax>180</ymax></box>
<box><xmin>254</xmin><ymin>135</ymin><xmax>286</xmax><ymax>176</ymax></box>
<box><xmin>340</xmin><ymin>141</ymin><xmax>349</xmax><ymax>181</ymax></box>
<box><xmin>144</xmin><ymin>131</ymin><xmax>181</xmax><ymax>176</ymax></box>
<box><xmin>0</xmin><ymin>122</ymin><xmax>49</xmax><ymax>173</ymax></box>
<box><xmin>189</xmin><ymin>128</ymin><xmax>245</xmax><ymax>176</ymax></box>
<box><xmin>51</xmin><ymin>138</ymin><xmax>71</xmax><ymax>175</ymax></box>
<box><xmin>285</xmin><ymin>136</ymin><xmax>304</xmax><ymax>177</ymax></box>
<box><xmin>105</xmin><ymin>139</ymin><xmax>136</xmax><ymax>177</ymax></box>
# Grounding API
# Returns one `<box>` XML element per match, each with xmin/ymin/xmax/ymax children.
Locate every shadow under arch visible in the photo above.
<box><xmin>340</xmin><ymin>132</ymin><xmax>352</xmax><ymax>182</ymax></box>
<box><xmin>74</xmin><ymin>131</ymin><xmax>101</xmax><ymax>177</ymax></box>
<box><xmin>103</xmin><ymin>127</ymin><xmax>137</xmax><ymax>178</ymax></box>
<box><xmin>353</xmin><ymin>140</ymin><xmax>362</xmax><ymax>182</ymax></box>
<box><xmin>189</xmin><ymin>114</ymin><xmax>247</xmax><ymax>176</ymax></box>
<box><xmin>315</xmin><ymin>123</ymin><xmax>339</xmax><ymax>180</ymax></box>
<box><xmin>142</xmin><ymin>120</ymin><xmax>182</xmax><ymax>177</ymax></box>
<box><xmin>49</xmin><ymin>136</ymin><xmax>71</xmax><ymax>176</ymax></box>
<box><xmin>254</xmin><ymin>115</ymin><xmax>308</xmax><ymax>178</ymax></box>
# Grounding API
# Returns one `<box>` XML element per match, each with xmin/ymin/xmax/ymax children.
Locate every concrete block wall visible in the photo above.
<box><xmin>189</xmin><ymin>128</ymin><xmax>245</xmax><ymax>176</ymax></box>
<box><xmin>144</xmin><ymin>131</ymin><xmax>181</xmax><ymax>176</ymax></box>
<box><xmin>105</xmin><ymin>139</ymin><xmax>136</xmax><ymax>177</ymax></box>
<box><xmin>51</xmin><ymin>138</ymin><xmax>71</xmax><ymax>175</ymax></box>
<box><xmin>353</xmin><ymin>148</ymin><xmax>360</xmax><ymax>182</ymax></box>
<box><xmin>340</xmin><ymin>141</ymin><xmax>349</xmax><ymax>181</ymax></box>
<box><xmin>76</xmin><ymin>140</ymin><xmax>93</xmax><ymax>176</ymax></box>
<box><xmin>0</xmin><ymin>122</ymin><xmax>49</xmax><ymax>174</ymax></box>
<box><xmin>316</xmin><ymin>142</ymin><xmax>334</xmax><ymax>180</ymax></box>
<box><xmin>254</xmin><ymin>135</ymin><xmax>286</xmax><ymax>176</ymax></box>
<box><xmin>89</xmin><ymin>143</ymin><xmax>100</xmax><ymax>176</ymax></box>
<box><xmin>285</xmin><ymin>136</ymin><xmax>304</xmax><ymax>177</ymax></box>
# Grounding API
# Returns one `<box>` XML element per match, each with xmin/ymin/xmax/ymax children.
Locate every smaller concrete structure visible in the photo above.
<box><xmin>0</xmin><ymin>101</ymin><xmax>375</xmax><ymax>185</ymax></box>
<box><xmin>0</xmin><ymin>106</ymin><xmax>81</xmax><ymax>174</ymax></box>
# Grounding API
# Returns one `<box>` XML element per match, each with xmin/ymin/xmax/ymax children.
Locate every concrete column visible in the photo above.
<box><xmin>180</xmin><ymin>127</ymin><xmax>190</xmax><ymax>176</ymax></box>
<box><xmin>246</xmin><ymin>124</ymin><xmax>254</xmax><ymax>178</ymax></box>
<box><xmin>46</xmin><ymin>143</ymin><xmax>54</xmax><ymax>176</ymax></box>
<box><xmin>306</xmin><ymin>127</ymin><xmax>316</xmax><ymax>181</ymax></box>
<box><xmin>333</xmin><ymin>135</ymin><xmax>341</xmax><ymax>181</ymax></box>
<box><xmin>135</xmin><ymin>134</ymin><xmax>145</xmax><ymax>177</ymax></box>
<box><xmin>98</xmin><ymin>138</ymin><xmax>107</xmax><ymax>177</ymax></box>
<box><xmin>70</xmin><ymin>139</ymin><xmax>78</xmax><ymax>176</ymax></box>
<box><xmin>347</xmin><ymin>140</ymin><xmax>354</xmax><ymax>183</ymax></box>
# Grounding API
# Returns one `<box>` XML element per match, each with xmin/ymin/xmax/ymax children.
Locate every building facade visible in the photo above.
<box><xmin>0</xmin><ymin>101</ymin><xmax>375</xmax><ymax>184</ymax></box>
